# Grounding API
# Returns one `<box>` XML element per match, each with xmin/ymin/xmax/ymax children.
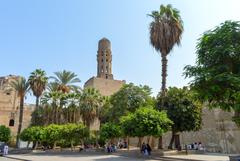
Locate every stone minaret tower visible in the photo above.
<box><xmin>97</xmin><ymin>38</ymin><xmax>113</xmax><ymax>79</ymax></box>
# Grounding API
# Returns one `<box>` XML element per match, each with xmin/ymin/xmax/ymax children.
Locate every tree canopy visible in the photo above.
<box><xmin>184</xmin><ymin>21</ymin><xmax>240</xmax><ymax>125</ymax></box>
<box><xmin>20</xmin><ymin>123</ymin><xmax>88</xmax><ymax>149</ymax></box>
<box><xmin>157</xmin><ymin>87</ymin><xmax>202</xmax><ymax>149</ymax></box>
<box><xmin>158</xmin><ymin>87</ymin><xmax>202</xmax><ymax>133</ymax></box>
<box><xmin>148</xmin><ymin>4</ymin><xmax>183</xmax><ymax>55</ymax></box>
<box><xmin>99</xmin><ymin>122</ymin><xmax>122</xmax><ymax>142</ymax></box>
<box><xmin>120</xmin><ymin>106</ymin><xmax>172</xmax><ymax>137</ymax></box>
<box><xmin>0</xmin><ymin>125</ymin><xmax>11</xmax><ymax>142</ymax></box>
<box><xmin>100</xmin><ymin>83</ymin><xmax>154</xmax><ymax>123</ymax></box>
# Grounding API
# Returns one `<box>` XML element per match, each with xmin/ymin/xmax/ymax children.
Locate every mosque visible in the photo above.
<box><xmin>0</xmin><ymin>38</ymin><xmax>239</xmax><ymax>153</ymax></box>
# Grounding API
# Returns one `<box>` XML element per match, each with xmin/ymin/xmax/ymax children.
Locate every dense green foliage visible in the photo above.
<box><xmin>184</xmin><ymin>21</ymin><xmax>240</xmax><ymax>125</ymax></box>
<box><xmin>158</xmin><ymin>87</ymin><xmax>202</xmax><ymax>132</ymax></box>
<box><xmin>50</xmin><ymin>70</ymin><xmax>81</xmax><ymax>93</ymax></box>
<box><xmin>0</xmin><ymin>125</ymin><xmax>11</xmax><ymax>142</ymax></box>
<box><xmin>99</xmin><ymin>123</ymin><xmax>122</xmax><ymax>142</ymax></box>
<box><xmin>20</xmin><ymin>123</ymin><xmax>88</xmax><ymax>149</ymax></box>
<box><xmin>31</xmin><ymin>107</ymin><xmax>45</xmax><ymax>126</ymax></box>
<box><xmin>120</xmin><ymin>106</ymin><xmax>172</xmax><ymax>137</ymax></box>
<box><xmin>20</xmin><ymin>126</ymin><xmax>45</xmax><ymax>149</ymax></box>
<box><xmin>79</xmin><ymin>88</ymin><xmax>104</xmax><ymax>127</ymax></box>
<box><xmin>157</xmin><ymin>87</ymin><xmax>202</xmax><ymax>149</ymax></box>
<box><xmin>100</xmin><ymin>83</ymin><xmax>154</xmax><ymax>123</ymax></box>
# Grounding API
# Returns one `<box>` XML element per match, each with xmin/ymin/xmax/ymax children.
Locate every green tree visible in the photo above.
<box><xmin>99</xmin><ymin>122</ymin><xmax>122</xmax><ymax>143</ymax></box>
<box><xmin>148</xmin><ymin>4</ymin><xmax>183</xmax><ymax>149</ymax></box>
<box><xmin>28</xmin><ymin>69</ymin><xmax>48</xmax><ymax>109</ymax></box>
<box><xmin>20</xmin><ymin>126</ymin><xmax>46</xmax><ymax>149</ymax></box>
<box><xmin>41</xmin><ymin>91</ymin><xmax>64</xmax><ymax>124</ymax></box>
<box><xmin>10</xmin><ymin>77</ymin><xmax>30</xmax><ymax>148</ymax></box>
<box><xmin>0</xmin><ymin>125</ymin><xmax>11</xmax><ymax>142</ymax></box>
<box><xmin>120</xmin><ymin>106</ymin><xmax>172</xmax><ymax>149</ymax></box>
<box><xmin>61</xmin><ymin>123</ymin><xmax>88</xmax><ymax>150</ymax></box>
<box><xmin>50</xmin><ymin>70</ymin><xmax>80</xmax><ymax>93</ymax></box>
<box><xmin>184</xmin><ymin>21</ymin><xmax>240</xmax><ymax>126</ymax></box>
<box><xmin>101</xmin><ymin>83</ymin><xmax>153</xmax><ymax>123</ymax></box>
<box><xmin>44</xmin><ymin>124</ymin><xmax>62</xmax><ymax>149</ymax></box>
<box><xmin>19</xmin><ymin>128</ymin><xmax>32</xmax><ymax>148</ymax></box>
<box><xmin>30</xmin><ymin>107</ymin><xmax>45</xmax><ymax>126</ymax></box>
<box><xmin>80</xmin><ymin>88</ymin><xmax>104</xmax><ymax>128</ymax></box>
<box><xmin>157</xmin><ymin>87</ymin><xmax>202</xmax><ymax>149</ymax></box>
<box><xmin>63</xmin><ymin>93</ymin><xmax>81</xmax><ymax>123</ymax></box>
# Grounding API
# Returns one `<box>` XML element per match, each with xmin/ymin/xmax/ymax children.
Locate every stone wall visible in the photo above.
<box><xmin>182</xmin><ymin>108</ymin><xmax>239</xmax><ymax>153</ymax></box>
<box><xmin>161</xmin><ymin>107</ymin><xmax>240</xmax><ymax>154</ymax></box>
<box><xmin>84</xmin><ymin>76</ymin><xmax>125</xmax><ymax>96</ymax></box>
<box><xmin>0</xmin><ymin>75</ymin><xmax>35</xmax><ymax>136</ymax></box>
<box><xmin>84</xmin><ymin>76</ymin><xmax>125</xmax><ymax>130</ymax></box>
<box><xmin>126</xmin><ymin>107</ymin><xmax>240</xmax><ymax>154</ymax></box>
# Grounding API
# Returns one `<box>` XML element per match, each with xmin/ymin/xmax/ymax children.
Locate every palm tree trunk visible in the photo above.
<box><xmin>161</xmin><ymin>54</ymin><xmax>168</xmax><ymax>93</ymax></box>
<box><xmin>36</xmin><ymin>96</ymin><xmax>39</xmax><ymax>109</ymax></box>
<box><xmin>16</xmin><ymin>97</ymin><xmax>24</xmax><ymax>148</ymax></box>
<box><xmin>158</xmin><ymin>53</ymin><xmax>168</xmax><ymax>149</ymax></box>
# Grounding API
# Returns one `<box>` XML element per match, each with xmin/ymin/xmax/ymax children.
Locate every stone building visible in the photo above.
<box><xmin>0</xmin><ymin>75</ymin><xmax>34</xmax><ymax>136</ymax></box>
<box><xmin>84</xmin><ymin>38</ymin><xmax>125</xmax><ymax>96</ymax></box>
<box><xmin>84</xmin><ymin>38</ymin><xmax>125</xmax><ymax>130</ymax></box>
<box><xmin>0</xmin><ymin>38</ymin><xmax>239</xmax><ymax>153</ymax></box>
<box><xmin>84</xmin><ymin>38</ymin><xmax>240</xmax><ymax>153</ymax></box>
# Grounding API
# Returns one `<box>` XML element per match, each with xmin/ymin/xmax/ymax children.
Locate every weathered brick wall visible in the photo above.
<box><xmin>0</xmin><ymin>75</ymin><xmax>34</xmax><ymax>136</ymax></box>
<box><xmin>161</xmin><ymin>107</ymin><xmax>240</xmax><ymax>154</ymax></box>
<box><xmin>84</xmin><ymin>77</ymin><xmax>125</xmax><ymax>96</ymax></box>
<box><xmin>84</xmin><ymin>76</ymin><xmax>125</xmax><ymax>130</ymax></box>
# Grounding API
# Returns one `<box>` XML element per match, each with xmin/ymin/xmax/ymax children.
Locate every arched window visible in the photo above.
<box><xmin>9</xmin><ymin>119</ymin><xmax>14</xmax><ymax>126</ymax></box>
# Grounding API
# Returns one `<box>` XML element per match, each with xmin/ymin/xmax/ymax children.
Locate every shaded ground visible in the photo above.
<box><xmin>1</xmin><ymin>151</ymin><xmax>230</xmax><ymax>161</ymax></box>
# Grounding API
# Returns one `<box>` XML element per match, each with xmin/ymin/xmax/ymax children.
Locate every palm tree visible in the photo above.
<box><xmin>41</xmin><ymin>91</ymin><xmax>64</xmax><ymax>124</ymax></box>
<box><xmin>149</xmin><ymin>4</ymin><xmax>183</xmax><ymax>94</ymax></box>
<box><xmin>10</xmin><ymin>77</ymin><xmax>30</xmax><ymax>148</ymax></box>
<box><xmin>28</xmin><ymin>69</ymin><xmax>48</xmax><ymax>109</ymax></box>
<box><xmin>79</xmin><ymin>88</ymin><xmax>103</xmax><ymax>128</ymax></box>
<box><xmin>64</xmin><ymin>92</ymin><xmax>81</xmax><ymax>123</ymax></box>
<box><xmin>148</xmin><ymin>4</ymin><xmax>183</xmax><ymax>149</ymax></box>
<box><xmin>50</xmin><ymin>70</ymin><xmax>81</xmax><ymax>93</ymax></box>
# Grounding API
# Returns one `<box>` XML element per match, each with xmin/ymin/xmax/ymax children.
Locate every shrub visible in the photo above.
<box><xmin>0</xmin><ymin>125</ymin><xmax>11</xmax><ymax>142</ymax></box>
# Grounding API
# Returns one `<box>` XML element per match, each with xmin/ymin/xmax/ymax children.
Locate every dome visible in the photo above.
<box><xmin>98</xmin><ymin>37</ymin><xmax>111</xmax><ymax>50</ymax></box>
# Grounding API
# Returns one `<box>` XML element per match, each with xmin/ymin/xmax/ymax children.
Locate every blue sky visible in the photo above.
<box><xmin>0</xmin><ymin>0</ymin><xmax>239</xmax><ymax>103</ymax></box>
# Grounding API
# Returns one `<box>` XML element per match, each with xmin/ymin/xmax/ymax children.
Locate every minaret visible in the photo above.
<box><xmin>97</xmin><ymin>38</ymin><xmax>113</xmax><ymax>79</ymax></box>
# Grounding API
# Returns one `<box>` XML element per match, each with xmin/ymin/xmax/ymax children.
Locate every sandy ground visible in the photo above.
<box><xmin>1</xmin><ymin>152</ymin><xmax>230</xmax><ymax>161</ymax></box>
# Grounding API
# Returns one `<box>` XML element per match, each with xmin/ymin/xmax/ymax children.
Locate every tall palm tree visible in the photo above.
<box><xmin>50</xmin><ymin>70</ymin><xmax>81</xmax><ymax>93</ymax></box>
<box><xmin>79</xmin><ymin>88</ymin><xmax>103</xmax><ymax>128</ymax></box>
<box><xmin>148</xmin><ymin>4</ymin><xmax>183</xmax><ymax>94</ymax></box>
<box><xmin>148</xmin><ymin>4</ymin><xmax>183</xmax><ymax>149</ymax></box>
<box><xmin>28</xmin><ymin>69</ymin><xmax>48</xmax><ymax>109</ymax></box>
<box><xmin>10</xmin><ymin>77</ymin><xmax>30</xmax><ymax>148</ymax></box>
